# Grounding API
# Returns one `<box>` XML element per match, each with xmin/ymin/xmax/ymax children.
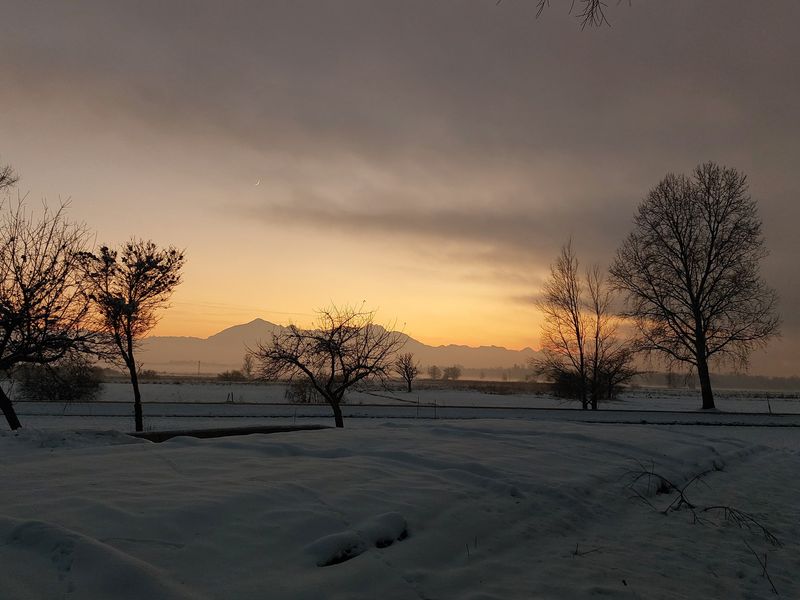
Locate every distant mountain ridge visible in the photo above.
<box><xmin>139</xmin><ymin>319</ymin><xmax>540</xmax><ymax>374</ymax></box>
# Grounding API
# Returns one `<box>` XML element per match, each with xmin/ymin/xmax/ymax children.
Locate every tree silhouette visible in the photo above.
<box><xmin>0</xmin><ymin>199</ymin><xmax>93</xmax><ymax>429</ymax></box>
<box><xmin>611</xmin><ymin>162</ymin><xmax>780</xmax><ymax>409</ymax></box>
<box><xmin>81</xmin><ymin>240</ymin><xmax>185</xmax><ymax>431</ymax></box>
<box><xmin>252</xmin><ymin>305</ymin><xmax>404</xmax><ymax>428</ymax></box>
<box><xmin>535</xmin><ymin>241</ymin><xmax>636</xmax><ymax>409</ymax></box>
<box><xmin>442</xmin><ymin>365</ymin><xmax>462</xmax><ymax>381</ymax></box>
<box><xmin>394</xmin><ymin>352</ymin><xmax>419</xmax><ymax>392</ymax></box>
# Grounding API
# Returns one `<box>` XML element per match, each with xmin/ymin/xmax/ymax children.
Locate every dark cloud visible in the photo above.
<box><xmin>1</xmin><ymin>0</ymin><xmax>798</xmax><ymax>371</ymax></box>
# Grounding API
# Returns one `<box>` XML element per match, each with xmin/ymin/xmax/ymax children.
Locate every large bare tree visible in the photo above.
<box><xmin>535</xmin><ymin>241</ymin><xmax>636</xmax><ymax>409</ymax></box>
<box><xmin>252</xmin><ymin>305</ymin><xmax>405</xmax><ymax>428</ymax></box>
<box><xmin>0</xmin><ymin>199</ymin><xmax>93</xmax><ymax>429</ymax></box>
<box><xmin>610</xmin><ymin>162</ymin><xmax>780</xmax><ymax>410</ymax></box>
<box><xmin>80</xmin><ymin>240</ymin><xmax>185</xmax><ymax>431</ymax></box>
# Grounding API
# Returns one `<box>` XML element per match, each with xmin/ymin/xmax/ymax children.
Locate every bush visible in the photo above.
<box><xmin>550</xmin><ymin>370</ymin><xmax>584</xmax><ymax>400</ymax></box>
<box><xmin>139</xmin><ymin>369</ymin><xmax>160</xmax><ymax>380</ymax></box>
<box><xmin>14</xmin><ymin>355</ymin><xmax>103</xmax><ymax>403</ymax></box>
<box><xmin>217</xmin><ymin>370</ymin><xmax>247</xmax><ymax>382</ymax></box>
<box><xmin>284</xmin><ymin>380</ymin><xmax>326</xmax><ymax>404</ymax></box>
<box><xmin>441</xmin><ymin>365</ymin><xmax>462</xmax><ymax>381</ymax></box>
<box><xmin>547</xmin><ymin>368</ymin><xmax>627</xmax><ymax>403</ymax></box>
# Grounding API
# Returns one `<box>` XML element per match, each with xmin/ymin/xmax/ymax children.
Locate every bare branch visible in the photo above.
<box><xmin>0</xmin><ymin>163</ymin><xmax>19</xmax><ymax>192</ymax></box>
<box><xmin>532</xmin><ymin>0</ymin><xmax>614</xmax><ymax>29</ymax></box>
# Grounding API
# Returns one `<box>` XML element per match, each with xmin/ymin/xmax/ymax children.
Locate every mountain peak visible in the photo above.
<box><xmin>207</xmin><ymin>318</ymin><xmax>282</xmax><ymax>340</ymax></box>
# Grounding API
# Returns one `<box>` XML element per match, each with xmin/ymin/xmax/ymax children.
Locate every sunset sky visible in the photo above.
<box><xmin>1</xmin><ymin>1</ymin><xmax>798</xmax><ymax>375</ymax></box>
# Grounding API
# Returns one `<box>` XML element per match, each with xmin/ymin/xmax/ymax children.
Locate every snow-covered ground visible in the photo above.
<box><xmin>8</xmin><ymin>381</ymin><xmax>800</xmax><ymax>433</ymax></box>
<box><xmin>1</xmin><ymin>419</ymin><xmax>798</xmax><ymax>599</ymax></box>
<box><xmin>9</xmin><ymin>380</ymin><xmax>800</xmax><ymax>411</ymax></box>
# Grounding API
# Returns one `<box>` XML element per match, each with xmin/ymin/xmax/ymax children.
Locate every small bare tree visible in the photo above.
<box><xmin>535</xmin><ymin>241</ymin><xmax>636</xmax><ymax>409</ymax></box>
<box><xmin>80</xmin><ymin>240</ymin><xmax>185</xmax><ymax>431</ymax></box>
<box><xmin>442</xmin><ymin>365</ymin><xmax>462</xmax><ymax>381</ymax></box>
<box><xmin>427</xmin><ymin>365</ymin><xmax>441</xmax><ymax>380</ymax></box>
<box><xmin>394</xmin><ymin>352</ymin><xmax>419</xmax><ymax>392</ymax></box>
<box><xmin>251</xmin><ymin>305</ymin><xmax>405</xmax><ymax>428</ymax></box>
<box><xmin>0</xmin><ymin>199</ymin><xmax>93</xmax><ymax>429</ymax></box>
<box><xmin>536</xmin><ymin>241</ymin><xmax>589</xmax><ymax>408</ymax></box>
<box><xmin>611</xmin><ymin>162</ymin><xmax>780</xmax><ymax>410</ymax></box>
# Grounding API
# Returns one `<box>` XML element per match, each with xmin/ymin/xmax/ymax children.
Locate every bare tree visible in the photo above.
<box><xmin>536</xmin><ymin>241</ymin><xmax>589</xmax><ymax>408</ymax></box>
<box><xmin>535</xmin><ymin>241</ymin><xmax>636</xmax><ymax>409</ymax></box>
<box><xmin>442</xmin><ymin>365</ymin><xmax>462</xmax><ymax>381</ymax></box>
<box><xmin>80</xmin><ymin>240</ymin><xmax>185</xmax><ymax>431</ymax></box>
<box><xmin>611</xmin><ymin>162</ymin><xmax>780</xmax><ymax>410</ymax></box>
<box><xmin>251</xmin><ymin>305</ymin><xmax>405</xmax><ymax>428</ymax></box>
<box><xmin>585</xmin><ymin>264</ymin><xmax>638</xmax><ymax>406</ymax></box>
<box><xmin>394</xmin><ymin>352</ymin><xmax>419</xmax><ymax>392</ymax></box>
<box><xmin>0</xmin><ymin>199</ymin><xmax>93</xmax><ymax>429</ymax></box>
<box><xmin>427</xmin><ymin>365</ymin><xmax>441</xmax><ymax>380</ymax></box>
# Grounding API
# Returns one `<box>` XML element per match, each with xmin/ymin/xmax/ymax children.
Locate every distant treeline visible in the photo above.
<box><xmin>635</xmin><ymin>371</ymin><xmax>800</xmax><ymax>392</ymax></box>
<box><xmin>421</xmin><ymin>365</ymin><xmax>800</xmax><ymax>392</ymax></box>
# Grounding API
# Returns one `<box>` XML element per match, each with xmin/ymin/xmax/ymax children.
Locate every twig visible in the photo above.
<box><xmin>625</xmin><ymin>462</ymin><xmax>781</xmax><ymax>543</ymax></box>
<box><xmin>743</xmin><ymin>539</ymin><xmax>779</xmax><ymax>595</ymax></box>
<box><xmin>702</xmin><ymin>506</ymin><xmax>782</xmax><ymax>547</ymax></box>
<box><xmin>572</xmin><ymin>543</ymin><xmax>602</xmax><ymax>557</ymax></box>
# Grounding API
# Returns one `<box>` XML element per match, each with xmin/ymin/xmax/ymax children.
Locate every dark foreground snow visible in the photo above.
<box><xmin>1</xmin><ymin>420</ymin><xmax>798</xmax><ymax>599</ymax></box>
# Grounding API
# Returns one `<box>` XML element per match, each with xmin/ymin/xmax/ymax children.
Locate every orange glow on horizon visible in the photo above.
<box><xmin>150</xmin><ymin>302</ymin><xmax>544</xmax><ymax>352</ymax></box>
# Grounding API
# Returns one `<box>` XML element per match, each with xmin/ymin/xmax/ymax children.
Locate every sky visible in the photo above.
<box><xmin>1</xmin><ymin>1</ymin><xmax>798</xmax><ymax>375</ymax></box>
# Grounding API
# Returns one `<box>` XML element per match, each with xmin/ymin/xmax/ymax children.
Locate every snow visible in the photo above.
<box><xmin>10</xmin><ymin>380</ymin><xmax>800</xmax><ymax>412</ymax></box>
<box><xmin>9</xmin><ymin>381</ymin><xmax>800</xmax><ymax>434</ymax></box>
<box><xmin>305</xmin><ymin>512</ymin><xmax>408</xmax><ymax>567</ymax></box>
<box><xmin>1</xmin><ymin>417</ymin><xmax>798</xmax><ymax>599</ymax></box>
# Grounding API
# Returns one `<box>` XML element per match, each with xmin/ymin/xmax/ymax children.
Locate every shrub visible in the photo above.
<box><xmin>441</xmin><ymin>365</ymin><xmax>462</xmax><ymax>381</ymax></box>
<box><xmin>14</xmin><ymin>355</ymin><xmax>103</xmax><ymax>403</ymax></box>
<box><xmin>217</xmin><ymin>370</ymin><xmax>247</xmax><ymax>382</ymax></box>
<box><xmin>284</xmin><ymin>380</ymin><xmax>328</xmax><ymax>404</ymax></box>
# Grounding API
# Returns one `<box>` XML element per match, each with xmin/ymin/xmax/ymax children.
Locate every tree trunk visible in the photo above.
<box><xmin>0</xmin><ymin>386</ymin><xmax>21</xmax><ymax>430</ymax></box>
<box><xmin>697</xmin><ymin>357</ymin><xmax>715</xmax><ymax>410</ymax></box>
<box><xmin>580</xmin><ymin>375</ymin><xmax>589</xmax><ymax>410</ymax></box>
<box><xmin>128</xmin><ymin>363</ymin><xmax>144</xmax><ymax>432</ymax></box>
<box><xmin>330</xmin><ymin>400</ymin><xmax>344</xmax><ymax>428</ymax></box>
<box><xmin>406</xmin><ymin>379</ymin><xmax>412</xmax><ymax>393</ymax></box>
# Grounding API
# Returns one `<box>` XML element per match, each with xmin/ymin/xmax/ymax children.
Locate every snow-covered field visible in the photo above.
<box><xmin>2</xmin><ymin>418</ymin><xmax>799</xmax><ymax>599</ymax></box>
<box><xmin>8</xmin><ymin>381</ymin><xmax>800</xmax><ymax>434</ymax></box>
<box><xmin>11</xmin><ymin>381</ymin><xmax>800</xmax><ymax>411</ymax></box>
